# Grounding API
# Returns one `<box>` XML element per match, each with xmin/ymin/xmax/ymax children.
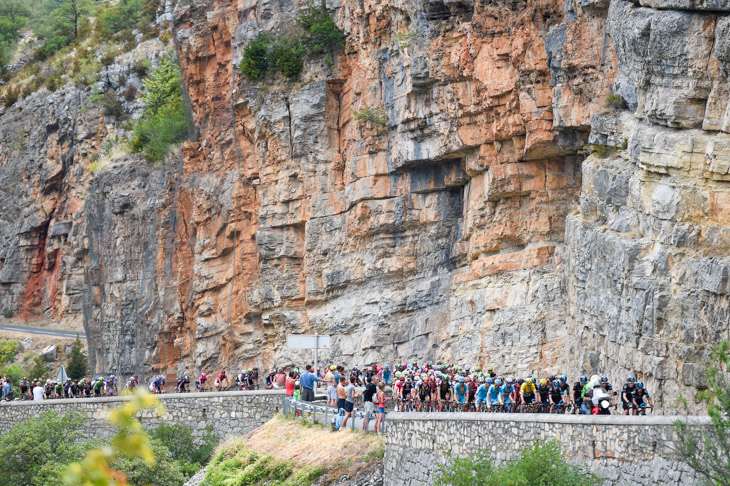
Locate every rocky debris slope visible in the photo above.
<box><xmin>0</xmin><ymin>0</ymin><xmax>727</xmax><ymax>413</ymax></box>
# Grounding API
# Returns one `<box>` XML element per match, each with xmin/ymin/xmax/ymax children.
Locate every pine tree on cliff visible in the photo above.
<box><xmin>66</xmin><ymin>336</ymin><xmax>88</xmax><ymax>380</ymax></box>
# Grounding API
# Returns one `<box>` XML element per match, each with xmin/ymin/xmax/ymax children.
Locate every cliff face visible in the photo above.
<box><xmin>0</xmin><ymin>0</ymin><xmax>728</xmax><ymax>412</ymax></box>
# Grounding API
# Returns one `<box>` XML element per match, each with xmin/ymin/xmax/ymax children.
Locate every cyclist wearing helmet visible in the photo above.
<box><xmin>177</xmin><ymin>376</ymin><xmax>191</xmax><ymax>393</ymax></box>
<box><xmin>622</xmin><ymin>377</ymin><xmax>637</xmax><ymax>415</ymax></box>
<box><xmin>600</xmin><ymin>376</ymin><xmax>613</xmax><ymax>393</ymax></box>
<box><xmin>558</xmin><ymin>375</ymin><xmax>570</xmax><ymax>403</ymax></box>
<box><xmin>486</xmin><ymin>367</ymin><xmax>497</xmax><ymax>379</ymax></box>
<box><xmin>487</xmin><ymin>378</ymin><xmax>503</xmax><ymax>411</ymax></box>
<box><xmin>520</xmin><ymin>377</ymin><xmax>536</xmax><ymax>410</ymax></box>
<box><xmin>574</xmin><ymin>376</ymin><xmax>587</xmax><ymax>413</ymax></box>
<box><xmin>381</xmin><ymin>364</ymin><xmax>392</xmax><ymax>384</ymax></box>
<box><xmin>438</xmin><ymin>375</ymin><xmax>451</xmax><ymax>410</ymax></box>
<box><xmin>214</xmin><ymin>371</ymin><xmax>229</xmax><ymax>391</ymax></box>
<box><xmin>475</xmin><ymin>377</ymin><xmax>488</xmax><ymax>411</ymax></box>
<box><xmin>537</xmin><ymin>379</ymin><xmax>550</xmax><ymax>406</ymax></box>
<box><xmin>632</xmin><ymin>381</ymin><xmax>653</xmax><ymax>414</ymax></box>
<box><xmin>105</xmin><ymin>376</ymin><xmax>117</xmax><ymax>397</ymax></box>
<box><xmin>499</xmin><ymin>379</ymin><xmax>512</xmax><ymax>412</ymax></box>
<box><xmin>549</xmin><ymin>380</ymin><xmax>563</xmax><ymax>412</ymax></box>
<box><xmin>126</xmin><ymin>375</ymin><xmax>139</xmax><ymax>391</ymax></box>
<box><xmin>453</xmin><ymin>376</ymin><xmax>468</xmax><ymax>407</ymax></box>
<box><xmin>196</xmin><ymin>372</ymin><xmax>208</xmax><ymax>392</ymax></box>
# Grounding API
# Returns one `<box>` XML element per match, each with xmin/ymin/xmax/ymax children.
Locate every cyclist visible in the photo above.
<box><xmin>196</xmin><ymin>372</ymin><xmax>208</xmax><ymax>392</ymax></box>
<box><xmin>393</xmin><ymin>375</ymin><xmax>405</xmax><ymax>410</ymax></box>
<box><xmin>467</xmin><ymin>376</ymin><xmax>478</xmax><ymax>405</ymax></box>
<box><xmin>438</xmin><ymin>374</ymin><xmax>451</xmax><ymax>411</ymax></box>
<box><xmin>54</xmin><ymin>380</ymin><xmax>64</xmax><ymax>398</ymax></box>
<box><xmin>475</xmin><ymin>377</ymin><xmax>488</xmax><ymax>411</ymax></box>
<box><xmin>549</xmin><ymin>379</ymin><xmax>564</xmax><ymax>412</ymax></box>
<box><xmin>500</xmin><ymin>378</ymin><xmax>513</xmax><ymax>412</ymax></box>
<box><xmin>632</xmin><ymin>381</ymin><xmax>653</xmax><ymax>414</ymax></box>
<box><xmin>126</xmin><ymin>375</ymin><xmax>139</xmax><ymax>391</ymax></box>
<box><xmin>486</xmin><ymin>366</ymin><xmax>497</xmax><ymax>379</ymax></box>
<box><xmin>93</xmin><ymin>377</ymin><xmax>104</xmax><ymax>397</ymax></box>
<box><xmin>214</xmin><ymin>370</ymin><xmax>229</xmax><ymax>391</ymax></box>
<box><xmin>177</xmin><ymin>376</ymin><xmax>191</xmax><ymax>393</ymax></box>
<box><xmin>520</xmin><ymin>377</ymin><xmax>536</xmax><ymax>411</ymax></box>
<box><xmin>621</xmin><ymin>377</ymin><xmax>637</xmax><ymax>415</ymax></box>
<box><xmin>149</xmin><ymin>375</ymin><xmax>165</xmax><ymax>394</ymax></box>
<box><xmin>574</xmin><ymin>376</ymin><xmax>587</xmax><ymax>413</ymax></box>
<box><xmin>453</xmin><ymin>376</ymin><xmax>468</xmax><ymax>410</ymax></box>
<box><xmin>401</xmin><ymin>377</ymin><xmax>414</xmax><ymax>410</ymax></box>
<box><xmin>381</xmin><ymin>364</ymin><xmax>392</xmax><ymax>384</ymax></box>
<box><xmin>558</xmin><ymin>375</ymin><xmax>571</xmax><ymax>405</ymax></box>
<box><xmin>487</xmin><ymin>378</ymin><xmax>501</xmax><ymax>411</ymax></box>
<box><xmin>250</xmin><ymin>367</ymin><xmax>260</xmax><ymax>389</ymax></box>
<box><xmin>69</xmin><ymin>380</ymin><xmax>80</xmax><ymax>398</ymax></box>
<box><xmin>537</xmin><ymin>379</ymin><xmax>550</xmax><ymax>410</ymax></box>
<box><xmin>105</xmin><ymin>375</ymin><xmax>117</xmax><ymax>397</ymax></box>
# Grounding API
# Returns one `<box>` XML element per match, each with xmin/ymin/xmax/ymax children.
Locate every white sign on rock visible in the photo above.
<box><xmin>286</xmin><ymin>334</ymin><xmax>331</xmax><ymax>377</ymax></box>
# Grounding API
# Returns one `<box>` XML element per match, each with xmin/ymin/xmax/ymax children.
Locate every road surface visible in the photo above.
<box><xmin>0</xmin><ymin>324</ymin><xmax>86</xmax><ymax>340</ymax></box>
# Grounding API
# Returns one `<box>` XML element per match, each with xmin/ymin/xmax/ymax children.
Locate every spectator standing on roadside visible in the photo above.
<box><xmin>32</xmin><ymin>381</ymin><xmax>44</xmax><ymax>401</ymax></box>
<box><xmin>325</xmin><ymin>366</ymin><xmax>337</xmax><ymax>406</ymax></box>
<box><xmin>336</xmin><ymin>377</ymin><xmax>347</xmax><ymax>412</ymax></box>
<box><xmin>285</xmin><ymin>371</ymin><xmax>296</xmax><ymax>397</ymax></box>
<box><xmin>299</xmin><ymin>364</ymin><xmax>319</xmax><ymax>402</ymax></box>
<box><xmin>340</xmin><ymin>376</ymin><xmax>360</xmax><ymax>430</ymax></box>
<box><xmin>1</xmin><ymin>379</ymin><xmax>11</xmax><ymax>401</ymax></box>
<box><xmin>375</xmin><ymin>381</ymin><xmax>386</xmax><ymax>434</ymax></box>
<box><xmin>362</xmin><ymin>376</ymin><xmax>377</xmax><ymax>431</ymax></box>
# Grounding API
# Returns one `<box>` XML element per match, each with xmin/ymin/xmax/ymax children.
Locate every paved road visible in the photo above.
<box><xmin>0</xmin><ymin>324</ymin><xmax>86</xmax><ymax>339</ymax></box>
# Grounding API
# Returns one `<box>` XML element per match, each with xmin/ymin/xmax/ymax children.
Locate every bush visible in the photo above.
<box><xmin>66</xmin><ymin>336</ymin><xmax>87</xmax><ymax>380</ymax></box>
<box><xmin>0</xmin><ymin>363</ymin><xmax>24</xmax><ymax>383</ymax></box>
<box><xmin>0</xmin><ymin>411</ymin><xmax>87</xmax><ymax>485</ymax></box>
<box><xmin>240</xmin><ymin>32</ymin><xmax>271</xmax><ymax>80</ymax></box>
<box><xmin>150</xmin><ymin>423</ymin><xmax>218</xmax><ymax>466</ymax></box>
<box><xmin>27</xmin><ymin>355</ymin><xmax>50</xmax><ymax>381</ymax></box>
<box><xmin>133</xmin><ymin>58</ymin><xmax>151</xmax><ymax>78</ymax></box>
<box><xmin>123</xmin><ymin>83</ymin><xmax>137</xmax><ymax>102</ymax></box>
<box><xmin>675</xmin><ymin>341</ymin><xmax>730</xmax><ymax>484</ymax></box>
<box><xmin>602</xmin><ymin>93</ymin><xmax>625</xmax><ymax>109</ymax></box>
<box><xmin>2</xmin><ymin>84</ymin><xmax>20</xmax><ymax>107</ymax></box>
<box><xmin>354</xmin><ymin>106</ymin><xmax>388</xmax><ymax>126</ymax></box>
<box><xmin>101</xmin><ymin>90</ymin><xmax>124</xmax><ymax>117</ymax></box>
<box><xmin>0</xmin><ymin>338</ymin><xmax>20</xmax><ymax>364</ymax></box>
<box><xmin>130</xmin><ymin>56</ymin><xmax>189</xmax><ymax>162</ymax></box>
<box><xmin>296</xmin><ymin>3</ymin><xmax>345</xmax><ymax>55</ymax></box>
<box><xmin>272</xmin><ymin>37</ymin><xmax>306</xmax><ymax>79</ymax></box>
<box><xmin>434</xmin><ymin>441</ymin><xmax>600</xmax><ymax>486</ymax></box>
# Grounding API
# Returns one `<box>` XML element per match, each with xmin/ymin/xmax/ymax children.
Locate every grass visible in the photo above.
<box><xmin>208</xmin><ymin>414</ymin><xmax>385</xmax><ymax>485</ymax></box>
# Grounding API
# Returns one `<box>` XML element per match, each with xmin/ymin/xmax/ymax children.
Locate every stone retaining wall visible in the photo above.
<box><xmin>384</xmin><ymin>413</ymin><xmax>710</xmax><ymax>486</ymax></box>
<box><xmin>0</xmin><ymin>390</ymin><xmax>285</xmax><ymax>441</ymax></box>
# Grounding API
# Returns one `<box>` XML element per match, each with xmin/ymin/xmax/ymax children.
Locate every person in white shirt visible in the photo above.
<box><xmin>33</xmin><ymin>384</ymin><xmax>44</xmax><ymax>401</ymax></box>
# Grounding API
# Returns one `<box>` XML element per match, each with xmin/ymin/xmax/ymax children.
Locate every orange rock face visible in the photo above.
<box><xmin>1</xmin><ymin>0</ymin><xmax>727</xmax><ymax>413</ymax></box>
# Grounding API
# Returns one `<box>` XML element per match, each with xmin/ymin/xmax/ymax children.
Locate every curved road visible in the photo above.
<box><xmin>0</xmin><ymin>324</ymin><xmax>86</xmax><ymax>340</ymax></box>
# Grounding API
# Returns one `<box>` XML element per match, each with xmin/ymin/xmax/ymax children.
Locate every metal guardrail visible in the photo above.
<box><xmin>281</xmin><ymin>396</ymin><xmax>386</xmax><ymax>433</ymax></box>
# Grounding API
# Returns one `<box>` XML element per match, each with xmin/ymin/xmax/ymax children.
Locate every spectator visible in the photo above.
<box><xmin>285</xmin><ymin>370</ymin><xmax>296</xmax><ymax>398</ymax></box>
<box><xmin>336</xmin><ymin>376</ymin><xmax>347</xmax><ymax>413</ymax></box>
<box><xmin>324</xmin><ymin>366</ymin><xmax>337</xmax><ymax>406</ymax></box>
<box><xmin>33</xmin><ymin>381</ymin><xmax>44</xmax><ymax>401</ymax></box>
<box><xmin>340</xmin><ymin>376</ymin><xmax>360</xmax><ymax>430</ymax></box>
<box><xmin>362</xmin><ymin>375</ymin><xmax>377</xmax><ymax>431</ymax></box>
<box><xmin>1</xmin><ymin>379</ymin><xmax>11</xmax><ymax>401</ymax></box>
<box><xmin>375</xmin><ymin>381</ymin><xmax>387</xmax><ymax>434</ymax></box>
<box><xmin>299</xmin><ymin>364</ymin><xmax>319</xmax><ymax>402</ymax></box>
<box><xmin>273</xmin><ymin>369</ymin><xmax>287</xmax><ymax>389</ymax></box>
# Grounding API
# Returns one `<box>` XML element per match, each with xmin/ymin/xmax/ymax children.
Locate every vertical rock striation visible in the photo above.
<box><xmin>0</xmin><ymin>0</ymin><xmax>727</xmax><ymax>412</ymax></box>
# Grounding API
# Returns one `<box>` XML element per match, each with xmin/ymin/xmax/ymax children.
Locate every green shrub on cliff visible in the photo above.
<box><xmin>239</xmin><ymin>3</ymin><xmax>343</xmax><ymax>81</ymax></box>
<box><xmin>434</xmin><ymin>441</ymin><xmax>600</xmax><ymax>486</ymax></box>
<box><xmin>130</xmin><ymin>55</ymin><xmax>190</xmax><ymax>162</ymax></box>
<box><xmin>65</xmin><ymin>336</ymin><xmax>88</xmax><ymax>380</ymax></box>
<box><xmin>675</xmin><ymin>341</ymin><xmax>730</xmax><ymax>485</ymax></box>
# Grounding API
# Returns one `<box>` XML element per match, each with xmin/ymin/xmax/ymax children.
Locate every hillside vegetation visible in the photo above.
<box><xmin>201</xmin><ymin>414</ymin><xmax>384</xmax><ymax>485</ymax></box>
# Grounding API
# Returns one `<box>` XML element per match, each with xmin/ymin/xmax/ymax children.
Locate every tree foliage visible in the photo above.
<box><xmin>66</xmin><ymin>336</ymin><xmax>88</xmax><ymax>380</ymax></box>
<box><xmin>0</xmin><ymin>410</ymin><xmax>86</xmax><ymax>485</ymax></box>
<box><xmin>130</xmin><ymin>55</ymin><xmax>190</xmax><ymax>162</ymax></box>
<box><xmin>28</xmin><ymin>355</ymin><xmax>50</xmax><ymax>381</ymax></box>
<box><xmin>675</xmin><ymin>340</ymin><xmax>730</xmax><ymax>486</ymax></box>
<box><xmin>150</xmin><ymin>423</ymin><xmax>218</xmax><ymax>467</ymax></box>
<box><xmin>240</xmin><ymin>2</ymin><xmax>343</xmax><ymax>80</ymax></box>
<box><xmin>434</xmin><ymin>441</ymin><xmax>601</xmax><ymax>486</ymax></box>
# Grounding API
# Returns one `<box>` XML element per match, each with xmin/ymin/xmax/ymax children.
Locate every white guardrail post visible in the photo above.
<box><xmin>280</xmin><ymin>397</ymin><xmax>385</xmax><ymax>433</ymax></box>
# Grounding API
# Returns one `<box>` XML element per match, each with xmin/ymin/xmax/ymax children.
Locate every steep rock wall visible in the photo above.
<box><xmin>0</xmin><ymin>0</ymin><xmax>727</xmax><ymax>413</ymax></box>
